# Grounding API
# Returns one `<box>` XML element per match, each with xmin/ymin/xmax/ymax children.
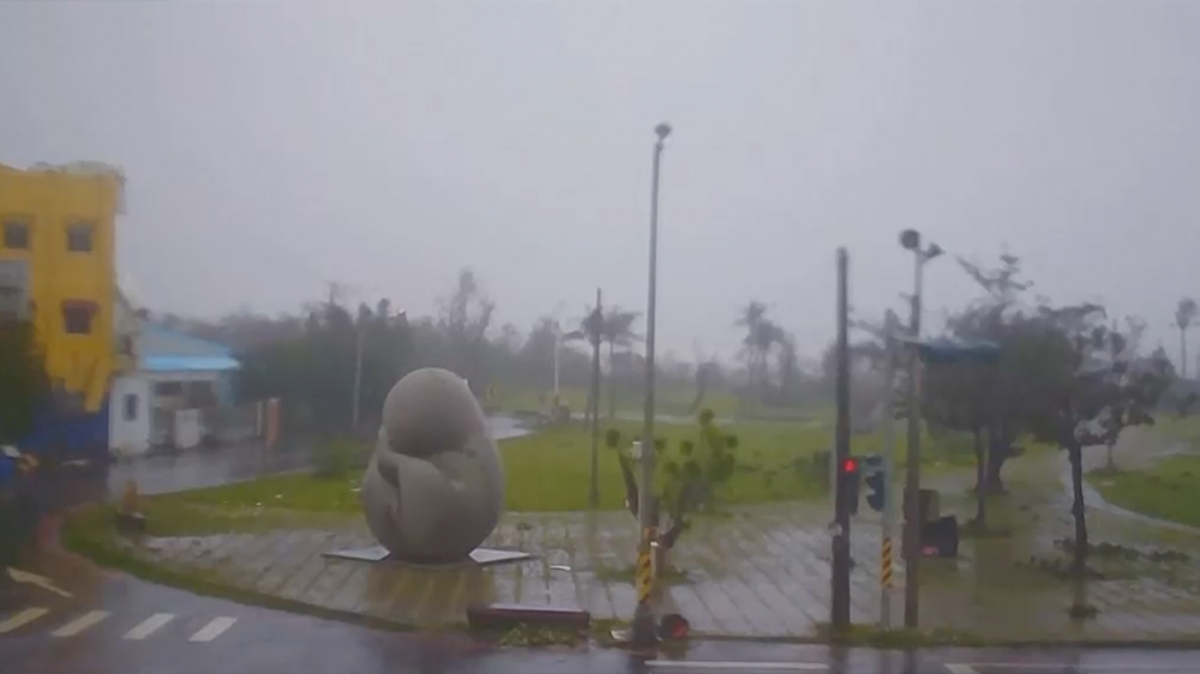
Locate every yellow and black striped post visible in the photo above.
<box><xmin>635</xmin><ymin>544</ymin><xmax>654</xmax><ymax>605</ymax></box>
<box><xmin>631</xmin><ymin>526</ymin><xmax>659</xmax><ymax>648</ymax></box>
<box><xmin>880</xmin><ymin>537</ymin><xmax>894</xmax><ymax>590</ymax></box>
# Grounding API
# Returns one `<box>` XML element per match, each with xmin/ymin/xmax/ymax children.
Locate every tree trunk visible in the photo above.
<box><xmin>588</xmin><ymin>339</ymin><xmax>602</xmax><ymax>429</ymax></box>
<box><xmin>687</xmin><ymin>366</ymin><xmax>708</xmax><ymax>416</ymax></box>
<box><xmin>973</xmin><ymin>426</ymin><xmax>988</xmax><ymax>527</ymax></box>
<box><xmin>1068</xmin><ymin>442</ymin><xmax>1089</xmax><ymax>577</ymax></box>
<box><xmin>607</xmin><ymin>341</ymin><xmax>616</xmax><ymax>421</ymax></box>
<box><xmin>985</xmin><ymin>422</ymin><xmax>1013</xmax><ymax>494</ymax></box>
<box><xmin>1182</xmin><ymin>327</ymin><xmax>1189</xmax><ymax>380</ymax></box>
<box><xmin>1105</xmin><ymin>442</ymin><xmax>1115</xmax><ymax>471</ymax></box>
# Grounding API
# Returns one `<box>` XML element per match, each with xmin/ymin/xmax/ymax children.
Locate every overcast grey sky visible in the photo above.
<box><xmin>2</xmin><ymin>1</ymin><xmax>1199</xmax><ymax>364</ymax></box>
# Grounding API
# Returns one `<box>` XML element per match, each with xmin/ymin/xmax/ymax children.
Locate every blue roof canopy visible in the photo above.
<box><xmin>140</xmin><ymin>355</ymin><xmax>241</xmax><ymax>373</ymax></box>
<box><xmin>896</xmin><ymin>335</ymin><xmax>1002</xmax><ymax>365</ymax></box>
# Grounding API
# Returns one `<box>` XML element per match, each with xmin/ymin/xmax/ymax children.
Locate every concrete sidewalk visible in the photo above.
<box><xmin>106</xmin><ymin>443</ymin><xmax>1200</xmax><ymax>642</ymax></box>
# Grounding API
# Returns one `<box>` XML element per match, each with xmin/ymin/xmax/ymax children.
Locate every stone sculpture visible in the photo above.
<box><xmin>360</xmin><ymin>368</ymin><xmax>505</xmax><ymax>564</ymax></box>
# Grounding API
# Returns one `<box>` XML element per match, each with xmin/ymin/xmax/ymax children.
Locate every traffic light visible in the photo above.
<box><xmin>864</xmin><ymin>454</ymin><xmax>886</xmax><ymax>512</ymax></box>
<box><xmin>837</xmin><ymin>456</ymin><xmax>861</xmax><ymax>516</ymax></box>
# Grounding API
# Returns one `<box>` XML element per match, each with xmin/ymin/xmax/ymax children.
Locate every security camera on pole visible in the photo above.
<box><xmin>631</xmin><ymin>121</ymin><xmax>672</xmax><ymax>651</ymax></box>
<box><xmin>897</xmin><ymin>228</ymin><xmax>942</xmax><ymax>629</ymax></box>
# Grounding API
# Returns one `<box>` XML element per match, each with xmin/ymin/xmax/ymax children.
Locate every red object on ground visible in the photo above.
<box><xmin>659</xmin><ymin>613</ymin><xmax>690</xmax><ymax>640</ymax></box>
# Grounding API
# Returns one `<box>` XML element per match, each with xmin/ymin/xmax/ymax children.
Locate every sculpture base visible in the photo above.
<box><xmin>322</xmin><ymin>544</ymin><xmax>532</xmax><ymax>567</ymax></box>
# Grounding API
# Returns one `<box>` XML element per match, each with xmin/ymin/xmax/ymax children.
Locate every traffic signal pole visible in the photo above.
<box><xmin>879</xmin><ymin>335</ymin><xmax>897</xmax><ymax>628</ymax></box>
<box><xmin>903</xmin><ymin>253</ymin><xmax>924</xmax><ymax>629</ymax></box>
<box><xmin>831</xmin><ymin>248</ymin><xmax>852</xmax><ymax>630</ymax></box>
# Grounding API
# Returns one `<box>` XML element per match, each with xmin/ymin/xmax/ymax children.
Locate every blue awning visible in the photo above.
<box><xmin>896</xmin><ymin>335</ymin><xmax>1002</xmax><ymax>364</ymax></box>
<box><xmin>140</xmin><ymin>355</ymin><xmax>241</xmax><ymax>373</ymax></box>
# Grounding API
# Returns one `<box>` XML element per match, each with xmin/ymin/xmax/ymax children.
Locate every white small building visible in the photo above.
<box><xmin>109</xmin><ymin>324</ymin><xmax>243</xmax><ymax>456</ymax></box>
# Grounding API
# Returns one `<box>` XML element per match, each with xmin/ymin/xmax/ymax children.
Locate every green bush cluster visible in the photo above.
<box><xmin>312</xmin><ymin>438</ymin><xmax>368</xmax><ymax>480</ymax></box>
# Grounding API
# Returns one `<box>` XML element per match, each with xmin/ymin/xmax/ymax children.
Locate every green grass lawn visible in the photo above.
<box><xmin>1089</xmin><ymin>454</ymin><xmax>1200</xmax><ymax>528</ymax></box>
<box><xmin>1158</xmin><ymin>415</ymin><xmax>1200</xmax><ymax>449</ymax></box>
<box><xmin>147</xmin><ymin>418</ymin><xmax>980</xmax><ymax>515</ymax></box>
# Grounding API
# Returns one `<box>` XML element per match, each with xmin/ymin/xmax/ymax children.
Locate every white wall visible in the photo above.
<box><xmin>174</xmin><ymin>409</ymin><xmax>202</xmax><ymax>450</ymax></box>
<box><xmin>109</xmin><ymin>375</ymin><xmax>152</xmax><ymax>456</ymax></box>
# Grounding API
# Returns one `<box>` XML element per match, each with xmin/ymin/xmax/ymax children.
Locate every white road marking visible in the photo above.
<box><xmin>123</xmin><ymin>613</ymin><xmax>175</xmax><ymax>640</ymax></box>
<box><xmin>945</xmin><ymin>664</ymin><xmax>1196</xmax><ymax>672</ymax></box>
<box><xmin>0</xmin><ymin>607</ymin><xmax>49</xmax><ymax>634</ymax></box>
<box><xmin>50</xmin><ymin>610</ymin><xmax>110</xmax><ymax>637</ymax></box>
<box><xmin>188</xmin><ymin>616</ymin><xmax>236</xmax><ymax>642</ymax></box>
<box><xmin>646</xmin><ymin>662</ymin><xmax>827</xmax><ymax>672</ymax></box>
<box><xmin>7</xmin><ymin>568</ymin><xmax>73</xmax><ymax>598</ymax></box>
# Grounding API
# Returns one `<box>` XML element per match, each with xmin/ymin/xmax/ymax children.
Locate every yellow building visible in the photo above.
<box><xmin>0</xmin><ymin>161</ymin><xmax>125</xmax><ymax>414</ymax></box>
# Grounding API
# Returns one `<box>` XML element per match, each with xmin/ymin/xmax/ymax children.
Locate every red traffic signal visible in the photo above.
<box><xmin>839</xmin><ymin>456</ymin><xmax>862</xmax><ymax>517</ymax></box>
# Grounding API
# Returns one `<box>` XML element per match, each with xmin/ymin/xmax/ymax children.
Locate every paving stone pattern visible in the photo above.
<box><xmin>121</xmin><ymin>429</ymin><xmax>1200</xmax><ymax>640</ymax></box>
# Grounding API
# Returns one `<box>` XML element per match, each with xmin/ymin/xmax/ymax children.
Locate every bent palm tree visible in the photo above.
<box><xmin>565</xmin><ymin>303</ymin><xmax>605</xmax><ymax>426</ymax></box>
<box><xmin>1176</xmin><ymin>298</ymin><xmax>1198</xmax><ymax>379</ymax></box>
<box><xmin>600</xmin><ymin>307</ymin><xmax>641</xmax><ymax>419</ymax></box>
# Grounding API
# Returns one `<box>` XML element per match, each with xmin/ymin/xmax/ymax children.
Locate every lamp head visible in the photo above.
<box><xmin>899</xmin><ymin>229</ymin><xmax>921</xmax><ymax>251</ymax></box>
<box><xmin>655</xmin><ymin>123</ymin><xmax>672</xmax><ymax>140</ymax></box>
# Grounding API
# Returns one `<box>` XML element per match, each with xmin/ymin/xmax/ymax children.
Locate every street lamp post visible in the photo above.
<box><xmin>899</xmin><ymin>229</ymin><xmax>942</xmax><ymax>629</ymax></box>
<box><xmin>633</xmin><ymin>121</ymin><xmax>671</xmax><ymax>649</ymax></box>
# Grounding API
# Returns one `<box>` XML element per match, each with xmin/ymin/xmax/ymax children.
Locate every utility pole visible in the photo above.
<box><xmin>632</xmin><ymin>122</ymin><xmax>671</xmax><ymax>650</ymax></box>
<box><xmin>553</xmin><ymin>321</ymin><xmax>562</xmax><ymax>407</ymax></box>
<box><xmin>352</xmin><ymin>316</ymin><xmax>365</xmax><ymax>432</ymax></box>
<box><xmin>589</xmin><ymin>288</ymin><xmax>603</xmax><ymax>509</ymax></box>
<box><xmin>831</xmin><ymin>247</ymin><xmax>852</xmax><ymax>630</ymax></box>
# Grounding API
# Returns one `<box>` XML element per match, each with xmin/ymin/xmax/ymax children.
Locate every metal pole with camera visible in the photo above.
<box><xmin>898</xmin><ymin>228</ymin><xmax>942</xmax><ymax>629</ymax></box>
<box><xmin>632</xmin><ymin>122</ymin><xmax>672</xmax><ymax>650</ymax></box>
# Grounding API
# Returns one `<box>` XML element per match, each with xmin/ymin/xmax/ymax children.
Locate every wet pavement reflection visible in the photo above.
<box><xmin>3</xmin><ymin>532</ymin><xmax>1200</xmax><ymax>673</ymax></box>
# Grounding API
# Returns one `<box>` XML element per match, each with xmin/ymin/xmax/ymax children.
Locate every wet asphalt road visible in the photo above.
<box><xmin>3</xmin><ymin>566</ymin><xmax>1200</xmax><ymax>674</ymax></box>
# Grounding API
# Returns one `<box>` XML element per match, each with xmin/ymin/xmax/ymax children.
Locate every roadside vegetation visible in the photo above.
<box><xmin>1090</xmin><ymin>454</ymin><xmax>1200</xmax><ymax>529</ymax></box>
<box><xmin>131</xmin><ymin>416</ymin><xmax>977</xmax><ymax>521</ymax></box>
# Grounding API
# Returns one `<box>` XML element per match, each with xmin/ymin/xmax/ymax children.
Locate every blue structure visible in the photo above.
<box><xmin>136</xmin><ymin>325</ymin><xmax>240</xmax><ymax>407</ymax></box>
<box><xmin>897</xmin><ymin>335</ymin><xmax>1002</xmax><ymax>365</ymax></box>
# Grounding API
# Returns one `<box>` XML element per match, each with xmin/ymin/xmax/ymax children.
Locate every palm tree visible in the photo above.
<box><xmin>1176</xmin><ymin>298</ymin><xmax>1198</xmax><ymax>379</ymax></box>
<box><xmin>735</xmin><ymin>301</ymin><xmax>770</xmax><ymax>395</ymax></box>
<box><xmin>565</xmin><ymin>302</ymin><xmax>605</xmax><ymax>426</ymax></box>
<box><xmin>600</xmin><ymin>307</ymin><xmax>641</xmax><ymax>419</ymax></box>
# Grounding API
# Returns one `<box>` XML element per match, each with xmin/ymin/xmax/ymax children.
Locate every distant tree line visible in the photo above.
<box><xmin>154</xmin><ymin>269</ymin><xmax>742</xmax><ymax>436</ymax></box>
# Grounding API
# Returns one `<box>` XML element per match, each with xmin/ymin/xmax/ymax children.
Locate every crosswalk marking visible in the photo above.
<box><xmin>0</xmin><ymin>607</ymin><xmax>49</xmax><ymax>634</ymax></box>
<box><xmin>646</xmin><ymin>663</ymin><xmax>827</xmax><ymax>672</ymax></box>
<box><xmin>189</xmin><ymin>616</ymin><xmax>236</xmax><ymax>642</ymax></box>
<box><xmin>944</xmin><ymin>666</ymin><xmax>977</xmax><ymax>674</ymax></box>
<box><xmin>1</xmin><ymin>606</ymin><xmax>236</xmax><ymax>643</ymax></box>
<box><xmin>123</xmin><ymin>613</ymin><xmax>175</xmax><ymax>640</ymax></box>
<box><xmin>51</xmin><ymin>610</ymin><xmax>110</xmax><ymax>637</ymax></box>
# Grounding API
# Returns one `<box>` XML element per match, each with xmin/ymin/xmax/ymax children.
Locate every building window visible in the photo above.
<box><xmin>66</xmin><ymin>221</ymin><xmax>94</xmax><ymax>252</ymax></box>
<box><xmin>2</xmin><ymin>218</ymin><xmax>30</xmax><ymax>250</ymax></box>
<box><xmin>124</xmin><ymin>393</ymin><xmax>138</xmax><ymax>421</ymax></box>
<box><xmin>62</xmin><ymin>301</ymin><xmax>96</xmax><ymax>334</ymax></box>
<box><xmin>155</xmin><ymin>381</ymin><xmax>183</xmax><ymax>397</ymax></box>
<box><xmin>0</xmin><ymin>286</ymin><xmax>23</xmax><ymax>318</ymax></box>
